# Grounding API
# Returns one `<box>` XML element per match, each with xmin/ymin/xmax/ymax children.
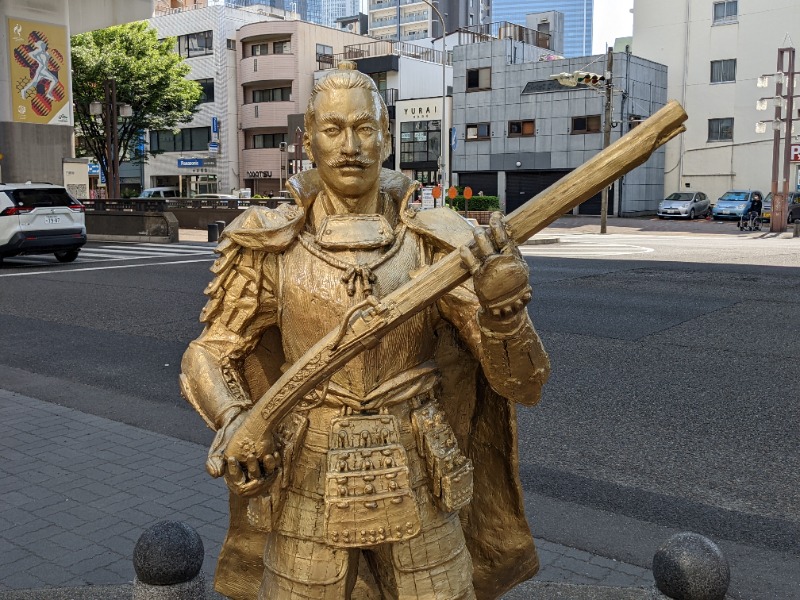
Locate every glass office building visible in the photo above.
<box><xmin>491</xmin><ymin>0</ymin><xmax>592</xmax><ymax>56</ymax></box>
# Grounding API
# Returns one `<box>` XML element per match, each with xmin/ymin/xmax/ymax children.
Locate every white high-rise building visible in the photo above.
<box><xmin>633</xmin><ymin>0</ymin><xmax>800</xmax><ymax>203</ymax></box>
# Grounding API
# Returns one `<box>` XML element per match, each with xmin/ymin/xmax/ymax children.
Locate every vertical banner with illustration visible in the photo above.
<box><xmin>7</xmin><ymin>18</ymin><xmax>71</xmax><ymax>126</ymax></box>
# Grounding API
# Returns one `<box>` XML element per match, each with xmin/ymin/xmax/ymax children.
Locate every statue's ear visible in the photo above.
<box><xmin>380</xmin><ymin>129</ymin><xmax>392</xmax><ymax>162</ymax></box>
<box><xmin>303</xmin><ymin>131</ymin><xmax>314</xmax><ymax>164</ymax></box>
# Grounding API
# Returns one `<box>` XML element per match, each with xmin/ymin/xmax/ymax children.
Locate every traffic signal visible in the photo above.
<box><xmin>549</xmin><ymin>71</ymin><xmax>606</xmax><ymax>88</ymax></box>
<box><xmin>574</xmin><ymin>71</ymin><xmax>606</xmax><ymax>86</ymax></box>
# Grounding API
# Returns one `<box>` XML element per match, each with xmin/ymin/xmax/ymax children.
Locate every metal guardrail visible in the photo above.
<box><xmin>328</xmin><ymin>40</ymin><xmax>452</xmax><ymax>67</ymax></box>
<box><xmin>81</xmin><ymin>197</ymin><xmax>288</xmax><ymax>211</ymax></box>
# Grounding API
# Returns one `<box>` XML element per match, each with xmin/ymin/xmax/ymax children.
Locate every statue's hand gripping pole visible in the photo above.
<box><xmin>214</xmin><ymin>100</ymin><xmax>688</xmax><ymax>473</ymax></box>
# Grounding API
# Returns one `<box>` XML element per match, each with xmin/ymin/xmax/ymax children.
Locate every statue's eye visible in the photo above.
<box><xmin>324</xmin><ymin>126</ymin><xmax>340</xmax><ymax>135</ymax></box>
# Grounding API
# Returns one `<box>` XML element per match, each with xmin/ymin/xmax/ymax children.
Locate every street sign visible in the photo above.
<box><xmin>463</xmin><ymin>186</ymin><xmax>473</xmax><ymax>200</ymax></box>
<box><xmin>432</xmin><ymin>185</ymin><xmax>442</xmax><ymax>200</ymax></box>
<box><xmin>88</xmin><ymin>162</ymin><xmax>100</xmax><ymax>176</ymax></box>
<box><xmin>791</xmin><ymin>143</ymin><xmax>800</xmax><ymax>162</ymax></box>
<box><xmin>447</xmin><ymin>186</ymin><xmax>457</xmax><ymax>199</ymax></box>
<box><xmin>208</xmin><ymin>142</ymin><xmax>219</xmax><ymax>154</ymax></box>
<box><xmin>421</xmin><ymin>187</ymin><xmax>435</xmax><ymax>210</ymax></box>
<box><xmin>211</xmin><ymin>117</ymin><xmax>219</xmax><ymax>135</ymax></box>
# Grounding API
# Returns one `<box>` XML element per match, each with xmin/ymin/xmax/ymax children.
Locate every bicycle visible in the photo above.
<box><xmin>738</xmin><ymin>211</ymin><xmax>762</xmax><ymax>231</ymax></box>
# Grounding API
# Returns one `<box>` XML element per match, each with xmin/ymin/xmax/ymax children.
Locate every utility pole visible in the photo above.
<box><xmin>600</xmin><ymin>48</ymin><xmax>613</xmax><ymax>234</ymax></box>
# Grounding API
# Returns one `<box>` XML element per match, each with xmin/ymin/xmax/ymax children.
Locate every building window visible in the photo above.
<box><xmin>252</xmin><ymin>133</ymin><xmax>288</xmax><ymax>149</ymax></box>
<box><xmin>316</xmin><ymin>44</ymin><xmax>334</xmax><ymax>69</ymax></box>
<box><xmin>708</xmin><ymin>117</ymin><xmax>733</xmax><ymax>141</ymax></box>
<box><xmin>177</xmin><ymin>31</ymin><xmax>213</xmax><ymax>58</ymax></box>
<box><xmin>508</xmin><ymin>120</ymin><xmax>535</xmax><ymax>137</ymax></box>
<box><xmin>466</xmin><ymin>122</ymin><xmax>490</xmax><ymax>140</ymax></box>
<box><xmin>571</xmin><ymin>115</ymin><xmax>601</xmax><ymax>134</ymax></box>
<box><xmin>149</xmin><ymin>127</ymin><xmax>211</xmax><ymax>152</ymax></box>
<box><xmin>713</xmin><ymin>0</ymin><xmax>737</xmax><ymax>24</ymax></box>
<box><xmin>466</xmin><ymin>67</ymin><xmax>491</xmax><ymax>91</ymax></box>
<box><xmin>251</xmin><ymin>43</ymin><xmax>269</xmax><ymax>56</ymax></box>
<box><xmin>273</xmin><ymin>40</ymin><xmax>291</xmax><ymax>54</ymax></box>
<box><xmin>399</xmin><ymin>120</ymin><xmax>441</xmax><ymax>164</ymax></box>
<box><xmin>196</xmin><ymin>78</ymin><xmax>214</xmax><ymax>103</ymax></box>
<box><xmin>226</xmin><ymin>39</ymin><xmax>236</xmax><ymax>50</ymax></box>
<box><xmin>252</xmin><ymin>87</ymin><xmax>292</xmax><ymax>103</ymax></box>
<box><xmin>710</xmin><ymin>59</ymin><xmax>736</xmax><ymax>83</ymax></box>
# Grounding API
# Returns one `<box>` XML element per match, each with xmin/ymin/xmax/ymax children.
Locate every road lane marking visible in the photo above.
<box><xmin>0</xmin><ymin>258</ymin><xmax>215</xmax><ymax>278</ymax></box>
<box><xmin>520</xmin><ymin>241</ymin><xmax>654</xmax><ymax>258</ymax></box>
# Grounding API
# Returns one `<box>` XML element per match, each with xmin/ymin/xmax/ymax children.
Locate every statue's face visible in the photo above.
<box><xmin>307</xmin><ymin>87</ymin><xmax>386</xmax><ymax>202</ymax></box>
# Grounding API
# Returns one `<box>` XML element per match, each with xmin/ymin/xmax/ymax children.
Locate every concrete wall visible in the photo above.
<box><xmin>86</xmin><ymin>211</ymin><xmax>179</xmax><ymax>243</ymax></box>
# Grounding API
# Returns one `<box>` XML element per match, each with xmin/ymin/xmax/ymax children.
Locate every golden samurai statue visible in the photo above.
<box><xmin>180</xmin><ymin>61</ymin><xmax>687</xmax><ymax>600</ymax></box>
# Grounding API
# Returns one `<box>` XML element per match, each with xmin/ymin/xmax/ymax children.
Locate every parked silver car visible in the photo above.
<box><xmin>657</xmin><ymin>192</ymin><xmax>711</xmax><ymax>219</ymax></box>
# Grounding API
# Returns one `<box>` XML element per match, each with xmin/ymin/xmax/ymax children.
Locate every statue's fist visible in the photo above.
<box><xmin>460</xmin><ymin>212</ymin><xmax>532</xmax><ymax>320</ymax></box>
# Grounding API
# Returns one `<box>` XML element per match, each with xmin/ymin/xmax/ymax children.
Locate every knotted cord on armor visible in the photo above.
<box><xmin>298</xmin><ymin>225</ymin><xmax>408</xmax><ymax>297</ymax></box>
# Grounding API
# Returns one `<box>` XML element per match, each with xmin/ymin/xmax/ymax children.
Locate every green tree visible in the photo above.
<box><xmin>71</xmin><ymin>21</ymin><xmax>201</xmax><ymax>182</ymax></box>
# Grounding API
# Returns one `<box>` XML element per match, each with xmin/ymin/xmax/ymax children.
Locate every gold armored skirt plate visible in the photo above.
<box><xmin>324</xmin><ymin>414</ymin><xmax>422</xmax><ymax>548</ymax></box>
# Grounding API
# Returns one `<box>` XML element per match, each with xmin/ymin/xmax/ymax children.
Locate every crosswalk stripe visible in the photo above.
<box><xmin>92</xmin><ymin>246</ymin><xmax>211</xmax><ymax>256</ymax></box>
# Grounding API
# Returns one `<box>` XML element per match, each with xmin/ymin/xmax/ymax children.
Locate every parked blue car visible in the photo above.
<box><xmin>711</xmin><ymin>190</ymin><xmax>764</xmax><ymax>220</ymax></box>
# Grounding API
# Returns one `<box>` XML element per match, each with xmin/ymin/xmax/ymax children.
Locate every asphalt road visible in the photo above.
<box><xmin>1</xmin><ymin>227</ymin><xmax>798</xmax><ymax>599</ymax></box>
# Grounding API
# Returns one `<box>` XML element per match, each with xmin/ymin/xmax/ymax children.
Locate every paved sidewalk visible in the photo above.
<box><xmin>0</xmin><ymin>389</ymin><xmax>654</xmax><ymax>598</ymax></box>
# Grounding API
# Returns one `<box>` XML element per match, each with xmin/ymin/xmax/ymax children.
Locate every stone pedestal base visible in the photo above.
<box><xmin>133</xmin><ymin>572</ymin><xmax>206</xmax><ymax>600</ymax></box>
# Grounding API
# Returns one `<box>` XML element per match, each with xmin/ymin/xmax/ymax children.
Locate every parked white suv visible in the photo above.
<box><xmin>0</xmin><ymin>182</ymin><xmax>87</xmax><ymax>264</ymax></box>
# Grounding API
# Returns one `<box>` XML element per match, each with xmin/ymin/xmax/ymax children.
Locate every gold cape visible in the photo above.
<box><xmin>206</xmin><ymin>169</ymin><xmax>539</xmax><ymax>600</ymax></box>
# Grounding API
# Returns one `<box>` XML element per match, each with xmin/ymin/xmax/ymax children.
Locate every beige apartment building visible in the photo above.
<box><xmin>633</xmin><ymin>0</ymin><xmax>800</xmax><ymax>202</ymax></box>
<box><xmin>236</xmin><ymin>20</ymin><xmax>368</xmax><ymax>194</ymax></box>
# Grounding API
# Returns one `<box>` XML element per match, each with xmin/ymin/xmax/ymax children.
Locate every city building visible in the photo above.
<box><xmin>0</xmin><ymin>0</ymin><xmax>154</xmax><ymax>185</ymax></box>
<box><xmin>145</xmin><ymin>1</ymin><xmax>292</xmax><ymax>196</ymax></box>
<box><xmin>525</xmin><ymin>11</ymin><xmax>564</xmax><ymax>57</ymax></box>
<box><xmin>492</xmin><ymin>0</ymin><xmax>591</xmax><ymax>57</ymax></box>
<box><xmin>633</xmin><ymin>0</ymin><xmax>800</xmax><ymax>202</ymax></box>
<box><xmin>367</xmin><ymin>0</ymin><xmax>488</xmax><ymax>43</ymax></box>
<box><xmin>451</xmin><ymin>30</ymin><xmax>668</xmax><ymax>215</ymax></box>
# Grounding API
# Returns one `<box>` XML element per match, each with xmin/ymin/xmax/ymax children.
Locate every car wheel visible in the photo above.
<box><xmin>689</xmin><ymin>209</ymin><xmax>695</xmax><ymax>219</ymax></box>
<box><xmin>54</xmin><ymin>249</ymin><xmax>79</xmax><ymax>263</ymax></box>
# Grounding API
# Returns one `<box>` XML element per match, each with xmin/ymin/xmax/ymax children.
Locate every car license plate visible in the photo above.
<box><xmin>666</xmin><ymin>209</ymin><xmax>678</xmax><ymax>214</ymax></box>
<box><xmin>45</xmin><ymin>216</ymin><xmax>61</xmax><ymax>224</ymax></box>
<box><xmin>722</xmin><ymin>210</ymin><xmax>729</xmax><ymax>215</ymax></box>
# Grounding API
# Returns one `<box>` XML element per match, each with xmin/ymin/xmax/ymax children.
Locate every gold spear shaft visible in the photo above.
<box><xmin>223</xmin><ymin>100</ymin><xmax>687</xmax><ymax>463</ymax></box>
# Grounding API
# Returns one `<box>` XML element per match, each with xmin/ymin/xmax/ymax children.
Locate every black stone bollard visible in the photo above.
<box><xmin>215</xmin><ymin>220</ymin><xmax>226</xmax><ymax>233</ymax></box>
<box><xmin>793</xmin><ymin>219</ymin><xmax>799</xmax><ymax>238</ymax></box>
<box><xmin>651</xmin><ymin>532</ymin><xmax>730</xmax><ymax>600</ymax></box>
<box><xmin>133</xmin><ymin>521</ymin><xmax>206</xmax><ymax>600</ymax></box>
<box><xmin>207</xmin><ymin>223</ymin><xmax>219</xmax><ymax>243</ymax></box>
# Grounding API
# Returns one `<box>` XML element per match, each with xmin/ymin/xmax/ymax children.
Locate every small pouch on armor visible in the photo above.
<box><xmin>246</xmin><ymin>412</ymin><xmax>309</xmax><ymax>532</ymax></box>
<box><xmin>411</xmin><ymin>402</ymin><xmax>474</xmax><ymax>513</ymax></box>
<box><xmin>324</xmin><ymin>414</ymin><xmax>422</xmax><ymax>548</ymax></box>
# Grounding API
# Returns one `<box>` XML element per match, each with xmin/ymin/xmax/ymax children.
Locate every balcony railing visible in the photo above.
<box><xmin>371</xmin><ymin>17</ymin><xmax>398</xmax><ymax>28</ymax></box>
<box><xmin>325</xmin><ymin>40</ymin><xmax>452</xmax><ymax>68</ymax></box>
<box><xmin>378</xmin><ymin>88</ymin><xmax>398</xmax><ymax>106</ymax></box>
<box><xmin>459</xmin><ymin>21</ymin><xmax>552</xmax><ymax>49</ymax></box>
<box><xmin>401</xmin><ymin>13</ymin><xmax>428</xmax><ymax>24</ymax></box>
<box><xmin>369</xmin><ymin>0</ymin><xmax>396</xmax><ymax>10</ymax></box>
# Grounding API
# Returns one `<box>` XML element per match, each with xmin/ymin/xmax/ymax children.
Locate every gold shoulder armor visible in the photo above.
<box><xmin>401</xmin><ymin>206</ymin><xmax>474</xmax><ymax>252</ymax></box>
<box><xmin>221</xmin><ymin>203</ymin><xmax>305</xmax><ymax>252</ymax></box>
<box><xmin>199</xmin><ymin>204</ymin><xmax>302</xmax><ymax>326</ymax></box>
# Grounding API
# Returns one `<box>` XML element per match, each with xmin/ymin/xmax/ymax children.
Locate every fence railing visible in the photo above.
<box><xmin>458</xmin><ymin>21</ymin><xmax>552</xmax><ymax>49</ymax></box>
<box><xmin>326</xmin><ymin>40</ymin><xmax>452</xmax><ymax>67</ymax></box>
<box><xmin>81</xmin><ymin>197</ymin><xmax>286</xmax><ymax>211</ymax></box>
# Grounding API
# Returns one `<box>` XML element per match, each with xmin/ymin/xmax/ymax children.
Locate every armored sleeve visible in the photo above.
<box><xmin>180</xmin><ymin>239</ymin><xmax>280</xmax><ymax>430</ymax></box>
<box><xmin>437</xmin><ymin>275</ymin><xmax>550</xmax><ymax>407</ymax></box>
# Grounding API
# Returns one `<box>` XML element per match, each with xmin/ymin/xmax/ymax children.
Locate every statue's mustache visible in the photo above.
<box><xmin>326</xmin><ymin>157</ymin><xmax>374</xmax><ymax>169</ymax></box>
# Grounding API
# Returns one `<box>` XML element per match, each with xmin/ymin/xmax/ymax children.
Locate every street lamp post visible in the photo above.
<box><xmin>89</xmin><ymin>79</ymin><xmax>132</xmax><ymax>200</ymax></box>
<box><xmin>415</xmin><ymin>0</ymin><xmax>448</xmax><ymax>192</ymax></box>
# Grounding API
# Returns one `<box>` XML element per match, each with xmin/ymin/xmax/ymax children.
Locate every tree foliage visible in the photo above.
<box><xmin>71</xmin><ymin>21</ymin><xmax>201</xmax><ymax>180</ymax></box>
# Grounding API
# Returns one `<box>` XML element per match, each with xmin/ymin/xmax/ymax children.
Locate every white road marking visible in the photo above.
<box><xmin>0</xmin><ymin>258</ymin><xmax>215</xmax><ymax>278</ymax></box>
<box><xmin>521</xmin><ymin>240</ymin><xmax>654</xmax><ymax>258</ymax></box>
